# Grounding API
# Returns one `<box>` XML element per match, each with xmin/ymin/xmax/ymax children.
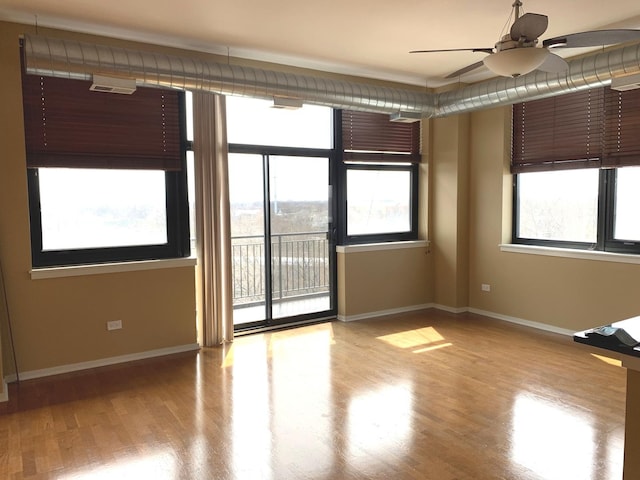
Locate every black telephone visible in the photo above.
<box><xmin>586</xmin><ymin>325</ymin><xmax>640</xmax><ymax>348</ymax></box>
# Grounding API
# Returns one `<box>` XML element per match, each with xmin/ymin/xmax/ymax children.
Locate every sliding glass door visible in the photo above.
<box><xmin>269</xmin><ymin>156</ymin><xmax>331</xmax><ymax>320</ymax></box>
<box><xmin>229</xmin><ymin>153</ymin><xmax>334</xmax><ymax>330</ymax></box>
<box><xmin>226</xmin><ymin>95</ymin><xmax>335</xmax><ymax>331</ymax></box>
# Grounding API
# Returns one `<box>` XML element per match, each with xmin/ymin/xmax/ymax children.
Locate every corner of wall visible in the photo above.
<box><xmin>0</xmin><ymin>378</ymin><xmax>7</xmax><ymax>403</ymax></box>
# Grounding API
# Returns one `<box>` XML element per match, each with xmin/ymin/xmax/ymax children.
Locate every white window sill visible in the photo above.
<box><xmin>500</xmin><ymin>244</ymin><xmax>640</xmax><ymax>265</ymax></box>
<box><xmin>30</xmin><ymin>257</ymin><xmax>197</xmax><ymax>280</ymax></box>
<box><xmin>337</xmin><ymin>240</ymin><xmax>429</xmax><ymax>254</ymax></box>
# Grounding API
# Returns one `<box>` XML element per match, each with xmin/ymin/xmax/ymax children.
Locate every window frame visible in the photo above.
<box><xmin>513</xmin><ymin>167</ymin><xmax>640</xmax><ymax>255</ymax></box>
<box><xmin>340</xmin><ymin>161</ymin><xmax>419</xmax><ymax>245</ymax></box>
<box><xmin>27</xmin><ymin>92</ymin><xmax>191</xmax><ymax>268</ymax></box>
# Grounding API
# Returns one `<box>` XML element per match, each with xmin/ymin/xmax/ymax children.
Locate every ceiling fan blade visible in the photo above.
<box><xmin>510</xmin><ymin>13</ymin><xmax>549</xmax><ymax>41</ymax></box>
<box><xmin>543</xmin><ymin>29</ymin><xmax>640</xmax><ymax>48</ymax></box>
<box><xmin>537</xmin><ymin>52</ymin><xmax>569</xmax><ymax>73</ymax></box>
<box><xmin>445</xmin><ymin>60</ymin><xmax>486</xmax><ymax>79</ymax></box>
<box><xmin>409</xmin><ymin>48</ymin><xmax>493</xmax><ymax>54</ymax></box>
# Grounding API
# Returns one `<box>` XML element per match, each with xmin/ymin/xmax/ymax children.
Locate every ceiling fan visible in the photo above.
<box><xmin>410</xmin><ymin>0</ymin><xmax>640</xmax><ymax>79</ymax></box>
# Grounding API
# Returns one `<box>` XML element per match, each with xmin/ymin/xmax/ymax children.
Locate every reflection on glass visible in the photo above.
<box><xmin>614</xmin><ymin>166</ymin><xmax>640</xmax><ymax>241</ymax></box>
<box><xmin>517</xmin><ymin>169</ymin><xmax>598</xmax><ymax>242</ymax></box>
<box><xmin>347</xmin><ymin>385</ymin><xmax>413</xmax><ymax>470</ymax></box>
<box><xmin>38</xmin><ymin>168</ymin><xmax>167</xmax><ymax>250</ymax></box>
<box><xmin>511</xmin><ymin>394</ymin><xmax>594</xmax><ymax>480</ymax></box>
<box><xmin>347</xmin><ymin>169</ymin><xmax>411</xmax><ymax>235</ymax></box>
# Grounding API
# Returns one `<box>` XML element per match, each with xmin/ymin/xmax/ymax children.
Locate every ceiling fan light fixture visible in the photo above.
<box><xmin>483</xmin><ymin>47</ymin><xmax>549</xmax><ymax>77</ymax></box>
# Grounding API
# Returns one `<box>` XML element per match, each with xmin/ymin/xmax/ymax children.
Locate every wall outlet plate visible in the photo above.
<box><xmin>107</xmin><ymin>320</ymin><xmax>123</xmax><ymax>331</ymax></box>
<box><xmin>481</xmin><ymin>284</ymin><xmax>491</xmax><ymax>292</ymax></box>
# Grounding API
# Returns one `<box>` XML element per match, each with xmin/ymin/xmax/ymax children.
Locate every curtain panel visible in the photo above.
<box><xmin>193</xmin><ymin>92</ymin><xmax>234</xmax><ymax>346</ymax></box>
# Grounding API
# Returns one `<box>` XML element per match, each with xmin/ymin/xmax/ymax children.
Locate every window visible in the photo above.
<box><xmin>22</xmin><ymin>73</ymin><xmax>190</xmax><ymax>267</ymax></box>
<box><xmin>515</xmin><ymin>169</ymin><xmax>599</xmax><ymax>246</ymax></box>
<box><xmin>513</xmin><ymin>88</ymin><xmax>640</xmax><ymax>254</ymax></box>
<box><xmin>226</xmin><ymin>96</ymin><xmax>332</xmax><ymax>149</ymax></box>
<box><xmin>338</xmin><ymin>110</ymin><xmax>420</xmax><ymax>244</ymax></box>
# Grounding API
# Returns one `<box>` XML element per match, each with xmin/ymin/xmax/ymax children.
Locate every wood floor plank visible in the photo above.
<box><xmin>0</xmin><ymin>310</ymin><xmax>627</xmax><ymax>479</ymax></box>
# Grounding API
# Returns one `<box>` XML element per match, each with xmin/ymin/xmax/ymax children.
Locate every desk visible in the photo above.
<box><xmin>575</xmin><ymin>316</ymin><xmax>640</xmax><ymax>480</ymax></box>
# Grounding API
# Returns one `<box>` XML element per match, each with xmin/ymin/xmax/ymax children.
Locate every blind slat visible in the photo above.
<box><xmin>512</xmin><ymin>89</ymin><xmax>604</xmax><ymax>173</ymax></box>
<box><xmin>603</xmin><ymin>88</ymin><xmax>640</xmax><ymax>167</ymax></box>
<box><xmin>342</xmin><ymin>110</ymin><xmax>420</xmax><ymax>163</ymax></box>
<box><xmin>513</xmin><ymin>87</ymin><xmax>640</xmax><ymax>173</ymax></box>
<box><xmin>22</xmin><ymin>74</ymin><xmax>182</xmax><ymax>170</ymax></box>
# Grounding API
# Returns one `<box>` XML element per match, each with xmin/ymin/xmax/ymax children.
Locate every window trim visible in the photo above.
<box><xmin>27</xmin><ymin>92</ymin><xmax>191</xmax><ymax>268</ymax></box>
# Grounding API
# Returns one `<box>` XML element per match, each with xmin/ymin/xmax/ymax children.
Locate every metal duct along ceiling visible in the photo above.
<box><xmin>22</xmin><ymin>34</ymin><xmax>434</xmax><ymax>116</ymax></box>
<box><xmin>22</xmin><ymin>34</ymin><xmax>640</xmax><ymax>118</ymax></box>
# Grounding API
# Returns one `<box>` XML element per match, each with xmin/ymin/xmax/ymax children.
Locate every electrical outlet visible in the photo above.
<box><xmin>481</xmin><ymin>284</ymin><xmax>491</xmax><ymax>292</ymax></box>
<box><xmin>107</xmin><ymin>320</ymin><xmax>122</xmax><ymax>331</ymax></box>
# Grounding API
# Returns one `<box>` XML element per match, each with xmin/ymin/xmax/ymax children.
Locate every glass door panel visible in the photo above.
<box><xmin>228</xmin><ymin>153</ymin><xmax>266</xmax><ymax>327</ymax></box>
<box><xmin>269</xmin><ymin>156</ymin><xmax>331</xmax><ymax>320</ymax></box>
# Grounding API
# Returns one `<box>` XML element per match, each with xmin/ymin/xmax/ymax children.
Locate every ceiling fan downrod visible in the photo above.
<box><xmin>513</xmin><ymin>0</ymin><xmax>522</xmax><ymax>20</ymax></box>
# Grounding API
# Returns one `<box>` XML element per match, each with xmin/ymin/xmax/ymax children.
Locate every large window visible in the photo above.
<box><xmin>22</xmin><ymin>74</ymin><xmax>190</xmax><ymax>267</ymax></box>
<box><xmin>513</xmin><ymin>88</ymin><xmax>640</xmax><ymax>254</ymax></box>
<box><xmin>338</xmin><ymin>110</ymin><xmax>420</xmax><ymax>244</ymax></box>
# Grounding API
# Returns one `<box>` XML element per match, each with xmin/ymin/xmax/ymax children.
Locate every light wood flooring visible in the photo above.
<box><xmin>0</xmin><ymin>310</ymin><xmax>627</xmax><ymax>479</ymax></box>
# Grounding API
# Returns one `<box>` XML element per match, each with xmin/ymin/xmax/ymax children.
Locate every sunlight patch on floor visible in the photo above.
<box><xmin>221</xmin><ymin>322</ymin><xmax>335</xmax><ymax>368</ymax></box>
<box><xmin>413</xmin><ymin>342</ymin><xmax>453</xmax><ymax>354</ymax></box>
<box><xmin>376</xmin><ymin>326</ymin><xmax>452</xmax><ymax>353</ymax></box>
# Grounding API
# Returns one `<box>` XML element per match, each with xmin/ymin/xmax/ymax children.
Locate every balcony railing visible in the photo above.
<box><xmin>231</xmin><ymin>231</ymin><xmax>330</xmax><ymax>305</ymax></box>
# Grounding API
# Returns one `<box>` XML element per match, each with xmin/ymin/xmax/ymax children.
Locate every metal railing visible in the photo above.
<box><xmin>231</xmin><ymin>231</ymin><xmax>330</xmax><ymax>305</ymax></box>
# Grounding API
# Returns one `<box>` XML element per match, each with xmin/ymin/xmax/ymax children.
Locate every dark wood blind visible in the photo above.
<box><xmin>22</xmin><ymin>74</ymin><xmax>182</xmax><ymax>170</ymax></box>
<box><xmin>603</xmin><ymin>88</ymin><xmax>640</xmax><ymax>168</ymax></box>
<box><xmin>342</xmin><ymin>110</ymin><xmax>421</xmax><ymax>163</ymax></box>
<box><xmin>511</xmin><ymin>89</ymin><xmax>604</xmax><ymax>173</ymax></box>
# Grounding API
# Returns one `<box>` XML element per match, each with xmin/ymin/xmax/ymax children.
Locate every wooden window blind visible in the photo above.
<box><xmin>511</xmin><ymin>89</ymin><xmax>604</xmax><ymax>173</ymax></box>
<box><xmin>342</xmin><ymin>110</ymin><xmax>421</xmax><ymax>163</ymax></box>
<box><xmin>603</xmin><ymin>88</ymin><xmax>640</xmax><ymax>168</ymax></box>
<box><xmin>22</xmin><ymin>74</ymin><xmax>182</xmax><ymax>170</ymax></box>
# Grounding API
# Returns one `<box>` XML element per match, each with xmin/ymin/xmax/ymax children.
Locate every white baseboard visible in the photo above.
<box><xmin>466</xmin><ymin>307</ymin><xmax>575</xmax><ymax>336</ymax></box>
<box><xmin>337</xmin><ymin>303</ymin><xmax>434</xmax><ymax>322</ymax></box>
<box><xmin>431</xmin><ymin>303</ymin><xmax>469</xmax><ymax>314</ymax></box>
<box><xmin>4</xmin><ymin>343</ymin><xmax>200</xmax><ymax>383</ymax></box>
<box><xmin>337</xmin><ymin>302</ymin><xmax>574</xmax><ymax>337</ymax></box>
<box><xmin>0</xmin><ymin>378</ymin><xmax>7</xmax><ymax>403</ymax></box>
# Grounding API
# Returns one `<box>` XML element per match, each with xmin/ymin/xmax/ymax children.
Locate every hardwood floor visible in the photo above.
<box><xmin>0</xmin><ymin>310</ymin><xmax>626</xmax><ymax>479</ymax></box>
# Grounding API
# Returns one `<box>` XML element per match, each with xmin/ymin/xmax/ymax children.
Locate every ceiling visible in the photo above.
<box><xmin>1</xmin><ymin>0</ymin><xmax>640</xmax><ymax>87</ymax></box>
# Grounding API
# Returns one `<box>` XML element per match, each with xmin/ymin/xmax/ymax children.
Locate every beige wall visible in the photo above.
<box><xmin>337</xmin><ymin>246</ymin><xmax>432</xmax><ymax>318</ymax></box>
<box><xmin>466</xmin><ymin>106</ymin><xmax>640</xmax><ymax>331</ymax></box>
<box><xmin>0</xmin><ymin>22</ymin><xmax>197</xmax><ymax>376</ymax></box>
<box><xmin>432</xmin><ymin>113</ymin><xmax>470</xmax><ymax>309</ymax></box>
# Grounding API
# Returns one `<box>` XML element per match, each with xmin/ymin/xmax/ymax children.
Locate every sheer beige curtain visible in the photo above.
<box><xmin>193</xmin><ymin>91</ymin><xmax>234</xmax><ymax>346</ymax></box>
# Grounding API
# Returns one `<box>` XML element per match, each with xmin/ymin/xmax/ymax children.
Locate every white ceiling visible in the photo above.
<box><xmin>1</xmin><ymin>0</ymin><xmax>640</xmax><ymax>87</ymax></box>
